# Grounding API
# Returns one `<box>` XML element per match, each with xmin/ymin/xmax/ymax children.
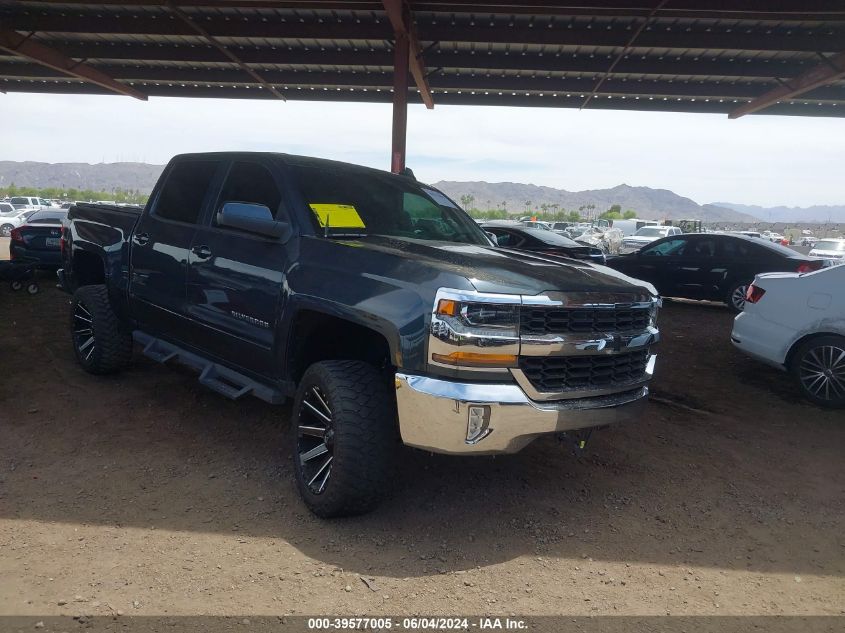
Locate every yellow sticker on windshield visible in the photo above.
<box><xmin>309</xmin><ymin>203</ymin><xmax>366</xmax><ymax>229</ymax></box>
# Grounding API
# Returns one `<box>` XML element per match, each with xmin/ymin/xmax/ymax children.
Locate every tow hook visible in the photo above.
<box><xmin>558</xmin><ymin>428</ymin><xmax>594</xmax><ymax>457</ymax></box>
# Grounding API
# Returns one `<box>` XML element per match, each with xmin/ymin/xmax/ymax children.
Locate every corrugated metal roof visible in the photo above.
<box><xmin>0</xmin><ymin>1</ymin><xmax>843</xmax><ymax>116</ymax></box>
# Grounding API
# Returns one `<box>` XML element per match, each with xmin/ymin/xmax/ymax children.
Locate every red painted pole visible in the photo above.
<box><xmin>391</xmin><ymin>31</ymin><xmax>409</xmax><ymax>174</ymax></box>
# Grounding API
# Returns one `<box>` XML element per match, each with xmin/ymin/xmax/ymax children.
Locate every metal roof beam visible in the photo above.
<box><xmin>3</xmin><ymin>78</ymin><xmax>844</xmax><ymax>118</ymax></box>
<box><xmin>5</xmin><ymin>60</ymin><xmax>843</xmax><ymax>101</ymax></box>
<box><xmin>22</xmin><ymin>41</ymin><xmax>833</xmax><ymax>81</ymax></box>
<box><xmin>10</xmin><ymin>1</ymin><xmax>845</xmax><ymax>20</ymax></box>
<box><xmin>9</xmin><ymin>13</ymin><xmax>845</xmax><ymax>54</ymax></box>
<box><xmin>729</xmin><ymin>51</ymin><xmax>845</xmax><ymax>118</ymax></box>
<box><xmin>383</xmin><ymin>0</ymin><xmax>434</xmax><ymax>108</ymax></box>
<box><xmin>0</xmin><ymin>60</ymin><xmax>845</xmax><ymax>102</ymax></box>
<box><xmin>163</xmin><ymin>1</ymin><xmax>284</xmax><ymax>100</ymax></box>
<box><xmin>0</xmin><ymin>28</ymin><xmax>146</xmax><ymax>99</ymax></box>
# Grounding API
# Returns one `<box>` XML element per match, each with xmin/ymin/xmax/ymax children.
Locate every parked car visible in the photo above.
<box><xmin>731</xmin><ymin>264</ymin><xmax>845</xmax><ymax>408</ymax></box>
<box><xmin>59</xmin><ymin>152</ymin><xmax>661</xmax><ymax>517</ymax></box>
<box><xmin>610</xmin><ymin>219</ymin><xmax>647</xmax><ymax>237</ymax></box>
<box><xmin>619</xmin><ymin>226</ymin><xmax>683</xmax><ymax>254</ymax></box>
<box><xmin>762</xmin><ymin>231</ymin><xmax>785</xmax><ymax>243</ymax></box>
<box><xmin>481</xmin><ymin>222</ymin><xmax>607</xmax><ymax>264</ymax></box>
<box><xmin>0</xmin><ymin>203</ymin><xmax>28</xmax><ymax>237</ymax></box>
<box><xmin>9</xmin><ymin>209</ymin><xmax>68</xmax><ymax>267</ymax></box>
<box><xmin>520</xmin><ymin>220</ymin><xmax>552</xmax><ymax>230</ymax></box>
<box><xmin>809</xmin><ymin>238</ymin><xmax>845</xmax><ymax>261</ymax></box>
<box><xmin>9</xmin><ymin>196</ymin><xmax>51</xmax><ymax>212</ymax></box>
<box><xmin>606</xmin><ymin>233</ymin><xmax>827</xmax><ymax>312</ymax></box>
<box><xmin>1</xmin><ymin>202</ymin><xmax>38</xmax><ymax>223</ymax></box>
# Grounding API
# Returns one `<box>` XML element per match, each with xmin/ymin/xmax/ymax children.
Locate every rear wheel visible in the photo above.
<box><xmin>791</xmin><ymin>335</ymin><xmax>845</xmax><ymax>408</ymax></box>
<box><xmin>10</xmin><ymin>280</ymin><xmax>22</xmax><ymax>291</ymax></box>
<box><xmin>26</xmin><ymin>282</ymin><xmax>39</xmax><ymax>295</ymax></box>
<box><xmin>291</xmin><ymin>360</ymin><xmax>395</xmax><ymax>518</ymax></box>
<box><xmin>0</xmin><ymin>224</ymin><xmax>13</xmax><ymax>237</ymax></box>
<box><xmin>727</xmin><ymin>281</ymin><xmax>750</xmax><ymax>313</ymax></box>
<box><xmin>70</xmin><ymin>284</ymin><xmax>133</xmax><ymax>375</ymax></box>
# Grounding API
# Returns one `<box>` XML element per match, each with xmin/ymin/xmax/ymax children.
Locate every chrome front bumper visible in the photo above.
<box><xmin>395</xmin><ymin>369</ymin><xmax>651</xmax><ymax>455</ymax></box>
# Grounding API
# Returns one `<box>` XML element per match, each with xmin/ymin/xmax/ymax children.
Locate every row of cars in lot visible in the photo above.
<box><xmin>4</xmin><ymin>153</ymin><xmax>843</xmax><ymax>516</ymax></box>
<box><xmin>479</xmin><ymin>216</ymin><xmax>844</xmax><ymax>406</ymax></box>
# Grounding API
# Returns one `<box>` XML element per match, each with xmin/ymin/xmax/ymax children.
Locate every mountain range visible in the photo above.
<box><xmin>711</xmin><ymin>202</ymin><xmax>845</xmax><ymax>224</ymax></box>
<box><xmin>433</xmin><ymin>181</ymin><xmax>755</xmax><ymax>222</ymax></box>
<box><xmin>0</xmin><ymin>161</ymin><xmax>840</xmax><ymax>224</ymax></box>
<box><xmin>0</xmin><ymin>161</ymin><xmax>164</xmax><ymax>193</ymax></box>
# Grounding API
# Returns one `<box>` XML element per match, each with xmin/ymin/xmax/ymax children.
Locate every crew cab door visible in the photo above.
<box><xmin>185</xmin><ymin>159</ymin><xmax>292</xmax><ymax>377</ymax></box>
<box><xmin>625</xmin><ymin>236</ymin><xmax>688</xmax><ymax>296</ymax></box>
<box><xmin>667</xmin><ymin>235</ymin><xmax>722</xmax><ymax>299</ymax></box>
<box><xmin>129</xmin><ymin>159</ymin><xmax>221</xmax><ymax>340</ymax></box>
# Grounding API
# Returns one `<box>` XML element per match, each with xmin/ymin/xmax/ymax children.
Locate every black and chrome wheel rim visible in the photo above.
<box><xmin>731</xmin><ymin>285</ymin><xmax>748</xmax><ymax>311</ymax></box>
<box><xmin>0</xmin><ymin>225</ymin><xmax>11</xmax><ymax>237</ymax></box>
<box><xmin>799</xmin><ymin>345</ymin><xmax>845</xmax><ymax>401</ymax></box>
<box><xmin>73</xmin><ymin>301</ymin><xmax>96</xmax><ymax>362</ymax></box>
<box><xmin>297</xmin><ymin>386</ymin><xmax>334</xmax><ymax>495</ymax></box>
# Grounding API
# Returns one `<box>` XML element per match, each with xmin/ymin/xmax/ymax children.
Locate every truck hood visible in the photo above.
<box><xmin>339</xmin><ymin>235</ymin><xmax>657</xmax><ymax>297</ymax></box>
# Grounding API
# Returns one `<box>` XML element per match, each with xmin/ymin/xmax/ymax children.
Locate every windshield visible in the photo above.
<box><xmin>291</xmin><ymin>163</ymin><xmax>489</xmax><ymax>245</ymax></box>
<box><xmin>815</xmin><ymin>240</ymin><xmax>845</xmax><ymax>252</ymax></box>
<box><xmin>521</xmin><ymin>228</ymin><xmax>582</xmax><ymax>247</ymax></box>
<box><xmin>27</xmin><ymin>210</ymin><xmax>67</xmax><ymax>224</ymax></box>
<box><xmin>634</xmin><ymin>227</ymin><xmax>666</xmax><ymax>237</ymax></box>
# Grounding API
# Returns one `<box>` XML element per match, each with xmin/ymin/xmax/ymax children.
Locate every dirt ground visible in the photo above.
<box><xmin>1</xmin><ymin>276</ymin><xmax>843</xmax><ymax>619</ymax></box>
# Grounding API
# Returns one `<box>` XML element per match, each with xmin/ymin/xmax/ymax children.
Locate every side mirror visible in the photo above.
<box><xmin>217</xmin><ymin>202</ymin><xmax>291</xmax><ymax>240</ymax></box>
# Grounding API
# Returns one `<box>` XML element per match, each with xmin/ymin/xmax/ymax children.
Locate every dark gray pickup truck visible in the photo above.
<box><xmin>59</xmin><ymin>152</ymin><xmax>660</xmax><ymax>517</ymax></box>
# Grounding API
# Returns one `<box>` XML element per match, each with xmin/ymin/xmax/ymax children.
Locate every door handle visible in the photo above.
<box><xmin>192</xmin><ymin>245</ymin><xmax>213</xmax><ymax>260</ymax></box>
<box><xmin>133</xmin><ymin>232</ymin><xmax>150</xmax><ymax>246</ymax></box>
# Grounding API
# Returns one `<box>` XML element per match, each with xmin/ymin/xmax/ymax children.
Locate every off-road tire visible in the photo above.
<box><xmin>790</xmin><ymin>335</ymin><xmax>845</xmax><ymax>409</ymax></box>
<box><xmin>71</xmin><ymin>284</ymin><xmax>133</xmax><ymax>375</ymax></box>
<box><xmin>291</xmin><ymin>360</ymin><xmax>396</xmax><ymax>518</ymax></box>
<box><xmin>726</xmin><ymin>280</ymin><xmax>750</xmax><ymax>313</ymax></box>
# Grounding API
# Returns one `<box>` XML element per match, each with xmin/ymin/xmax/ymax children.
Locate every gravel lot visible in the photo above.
<box><xmin>1</xmin><ymin>278</ymin><xmax>843</xmax><ymax>619</ymax></box>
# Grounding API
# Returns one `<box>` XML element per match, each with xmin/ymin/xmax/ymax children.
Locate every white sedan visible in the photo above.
<box><xmin>809</xmin><ymin>238</ymin><xmax>845</xmax><ymax>262</ymax></box>
<box><xmin>0</xmin><ymin>203</ymin><xmax>28</xmax><ymax>237</ymax></box>
<box><xmin>731</xmin><ymin>264</ymin><xmax>845</xmax><ymax>408</ymax></box>
<box><xmin>618</xmin><ymin>225</ymin><xmax>683</xmax><ymax>254</ymax></box>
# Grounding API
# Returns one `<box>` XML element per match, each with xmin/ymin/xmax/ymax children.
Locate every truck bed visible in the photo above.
<box><xmin>68</xmin><ymin>202</ymin><xmax>143</xmax><ymax>235</ymax></box>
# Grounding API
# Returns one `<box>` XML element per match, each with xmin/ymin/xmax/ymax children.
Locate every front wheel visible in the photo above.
<box><xmin>70</xmin><ymin>284</ymin><xmax>133</xmax><ymax>374</ymax></box>
<box><xmin>0</xmin><ymin>224</ymin><xmax>13</xmax><ymax>237</ymax></box>
<box><xmin>791</xmin><ymin>335</ymin><xmax>845</xmax><ymax>408</ymax></box>
<box><xmin>291</xmin><ymin>360</ymin><xmax>396</xmax><ymax>518</ymax></box>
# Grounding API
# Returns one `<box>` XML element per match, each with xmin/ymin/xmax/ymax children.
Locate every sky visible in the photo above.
<box><xmin>2</xmin><ymin>92</ymin><xmax>844</xmax><ymax>208</ymax></box>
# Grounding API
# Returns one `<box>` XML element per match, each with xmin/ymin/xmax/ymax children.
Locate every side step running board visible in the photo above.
<box><xmin>133</xmin><ymin>331</ymin><xmax>288</xmax><ymax>405</ymax></box>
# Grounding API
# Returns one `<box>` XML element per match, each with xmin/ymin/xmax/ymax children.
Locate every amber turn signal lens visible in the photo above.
<box><xmin>431</xmin><ymin>351</ymin><xmax>518</xmax><ymax>367</ymax></box>
<box><xmin>436</xmin><ymin>299</ymin><xmax>459</xmax><ymax>317</ymax></box>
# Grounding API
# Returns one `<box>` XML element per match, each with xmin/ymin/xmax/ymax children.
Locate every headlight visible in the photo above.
<box><xmin>429</xmin><ymin>289</ymin><xmax>520</xmax><ymax>370</ymax></box>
